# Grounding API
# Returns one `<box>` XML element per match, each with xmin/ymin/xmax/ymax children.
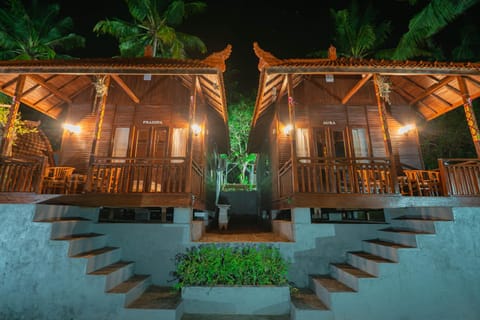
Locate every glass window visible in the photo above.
<box><xmin>295</xmin><ymin>128</ymin><xmax>310</xmax><ymax>162</ymax></box>
<box><xmin>112</xmin><ymin>127</ymin><xmax>130</xmax><ymax>159</ymax></box>
<box><xmin>352</xmin><ymin>128</ymin><xmax>369</xmax><ymax>158</ymax></box>
<box><xmin>171</xmin><ymin>127</ymin><xmax>187</xmax><ymax>163</ymax></box>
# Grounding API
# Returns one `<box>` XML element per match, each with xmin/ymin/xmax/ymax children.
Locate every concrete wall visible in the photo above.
<box><xmin>2</xmin><ymin>204</ymin><xmax>479</xmax><ymax>319</ymax></box>
<box><xmin>218</xmin><ymin>191</ymin><xmax>257</xmax><ymax>215</ymax></box>
<box><xmin>0</xmin><ymin>204</ymin><xmax>128</xmax><ymax>320</ymax></box>
<box><xmin>91</xmin><ymin>222</ymin><xmax>190</xmax><ymax>285</ymax></box>
<box><xmin>326</xmin><ymin>207</ymin><xmax>480</xmax><ymax>320</ymax></box>
<box><xmin>276</xmin><ymin>208</ymin><xmax>388</xmax><ymax>287</ymax></box>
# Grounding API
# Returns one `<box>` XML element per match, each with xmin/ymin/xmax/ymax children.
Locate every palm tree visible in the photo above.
<box><xmin>93</xmin><ymin>0</ymin><xmax>207</xmax><ymax>58</ymax></box>
<box><xmin>391</xmin><ymin>0</ymin><xmax>479</xmax><ymax>60</ymax></box>
<box><xmin>310</xmin><ymin>1</ymin><xmax>391</xmax><ymax>59</ymax></box>
<box><xmin>0</xmin><ymin>0</ymin><xmax>85</xmax><ymax>60</ymax></box>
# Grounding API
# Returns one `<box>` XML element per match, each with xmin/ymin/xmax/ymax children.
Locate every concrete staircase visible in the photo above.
<box><xmin>290</xmin><ymin>207</ymin><xmax>454</xmax><ymax>320</ymax></box>
<box><xmin>33</xmin><ymin>205</ymin><xmax>182</xmax><ymax>320</ymax></box>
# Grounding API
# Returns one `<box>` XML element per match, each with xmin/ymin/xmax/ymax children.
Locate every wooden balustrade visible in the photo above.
<box><xmin>278</xmin><ymin>160</ymin><xmax>293</xmax><ymax>198</ymax></box>
<box><xmin>294</xmin><ymin>157</ymin><xmax>394</xmax><ymax>195</ymax></box>
<box><xmin>191</xmin><ymin>160</ymin><xmax>204</xmax><ymax>199</ymax></box>
<box><xmin>0</xmin><ymin>156</ymin><xmax>46</xmax><ymax>193</ymax></box>
<box><xmin>86</xmin><ymin>157</ymin><xmax>191</xmax><ymax>194</ymax></box>
<box><xmin>438</xmin><ymin>158</ymin><xmax>480</xmax><ymax>195</ymax></box>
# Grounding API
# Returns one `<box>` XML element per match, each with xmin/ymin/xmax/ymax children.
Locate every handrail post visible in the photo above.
<box><xmin>35</xmin><ymin>156</ymin><xmax>48</xmax><ymax>193</ymax></box>
<box><xmin>287</xmin><ymin>75</ymin><xmax>299</xmax><ymax>194</ymax></box>
<box><xmin>438</xmin><ymin>159</ymin><xmax>449</xmax><ymax>196</ymax></box>
<box><xmin>390</xmin><ymin>154</ymin><xmax>399</xmax><ymax>194</ymax></box>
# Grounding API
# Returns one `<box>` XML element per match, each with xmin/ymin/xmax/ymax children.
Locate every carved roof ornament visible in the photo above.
<box><xmin>328</xmin><ymin>45</ymin><xmax>337</xmax><ymax>60</ymax></box>
<box><xmin>202</xmin><ymin>44</ymin><xmax>232</xmax><ymax>72</ymax></box>
<box><xmin>253</xmin><ymin>42</ymin><xmax>282</xmax><ymax>71</ymax></box>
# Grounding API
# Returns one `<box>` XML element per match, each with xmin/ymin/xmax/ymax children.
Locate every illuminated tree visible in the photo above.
<box><xmin>224</xmin><ymin>94</ymin><xmax>256</xmax><ymax>186</ymax></box>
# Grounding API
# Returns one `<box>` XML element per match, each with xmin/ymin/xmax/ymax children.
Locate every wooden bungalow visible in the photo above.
<box><xmin>0</xmin><ymin>45</ymin><xmax>232</xmax><ymax>210</ymax></box>
<box><xmin>249</xmin><ymin>43</ymin><xmax>480</xmax><ymax>212</ymax></box>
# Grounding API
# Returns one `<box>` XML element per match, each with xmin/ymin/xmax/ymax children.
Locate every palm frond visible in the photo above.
<box><xmin>176</xmin><ymin>32</ymin><xmax>206</xmax><ymax>55</ymax></box>
<box><xmin>166</xmin><ymin>0</ymin><xmax>206</xmax><ymax>26</ymax></box>
<box><xmin>392</xmin><ymin>0</ymin><xmax>478</xmax><ymax>60</ymax></box>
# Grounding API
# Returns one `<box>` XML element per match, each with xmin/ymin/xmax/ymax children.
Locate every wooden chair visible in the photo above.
<box><xmin>356</xmin><ymin>169</ymin><xmax>390</xmax><ymax>194</ymax></box>
<box><xmin>404</xmin><ymin>169</ymin><xmax>441</xmax><ymax>196</ymax></box>
<box><xmin>42</xmin><ymin>166</ymin><xmax>75</xmax><ymax>194</ymax></box>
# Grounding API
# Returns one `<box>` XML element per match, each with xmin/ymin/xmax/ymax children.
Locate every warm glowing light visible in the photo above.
<box><xmin>191</xmin><ymin>123</ymin><xmax>202</xmax><ymax>136</ymax></box>
<box><xmin>63</xmin><ymin>123</ymin><xmax>81</xmax><ymax>134</ymax></box>
<box><xmin>283</xmin><ymin>124</ymin><xmax>293</xmax><ymax>136</ymax></box>
<box><xmin>398</xmin><ymin>124</ymin><xmax>415</xmax><ymax>135</ymax></box>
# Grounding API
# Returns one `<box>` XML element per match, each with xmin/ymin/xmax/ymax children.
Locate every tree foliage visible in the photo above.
<box><xmin>0</xmin><ymin>0</ymin><xmax>85</xmax><ymax>60</ymax></box>
<box><xmin>225</xmin><ymin>94</ymin><xmax>256</xmax><ymax>185</ymax></box>
<box><xmin>419</xmin><ymin>106</ymin><xmax>478</xmax><ymax>169</ymax></box>
<box><xmin>329</xmin><ymin>1</ymin><xmax>391</xmax><ymax>59</ymax></box>
<box><xmin>391</xmin><ymin>0</ymin><xmax>479</xmax><ymax>60</ymax></box>
<box><xmin>309</xmin><ymin>0</ymin><xmax>390</xmax><ymax>59</ymax></box>
<box><xmin>93</xmin><ymin>0</ymin><xmax>207</xmax><ymax>58</ymax></box>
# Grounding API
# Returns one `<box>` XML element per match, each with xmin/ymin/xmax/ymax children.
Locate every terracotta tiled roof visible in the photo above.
<box><xmin>270</xmin><ymin>58</ymin><xmax>480</xmax><ymax>74</ymax></box>
<box><xmin>251</xmin><ymin>42</ymin><xmax>480</xmax><ymax>129</ymax></box>
<box><xmin>0</xmin><ymin>45</ymin><xmax>232</xmax><ymax>121</ymax></box>
<box><xmin>0</xmin><ymin>57</ymin><xmax>218</xmax><ymax>74</ymax></box>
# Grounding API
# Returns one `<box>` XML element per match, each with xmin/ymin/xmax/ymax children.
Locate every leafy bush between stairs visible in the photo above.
<box><xmin>172</xmin><ymin>244</ymin><xmax>288</xmax><ymax>289</ymax></box>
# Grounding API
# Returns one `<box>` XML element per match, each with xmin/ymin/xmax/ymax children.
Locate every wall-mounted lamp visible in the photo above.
<box><xmin>63</xmin><ymin>123</ymin><xmax>81</xmax><ymax>134</ymax></box>
<box><xmin>283</xmin><ymin>124</ymin><xmax>293</xmax><ymax>136</ymax></box>
<box><xmin>191</xmin><ymin>123</ymin><xmax>202</xmax><ymax>136</ymax></box>
<box><xmin>398</xmin><ymin>124</ymin><xmax>415</xmax><ymax>135</ymax></box>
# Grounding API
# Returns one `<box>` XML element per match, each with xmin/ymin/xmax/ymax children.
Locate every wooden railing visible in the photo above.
<box><xmin>0</xmin><ymin>156</ymin><xmax>46</xmax><ymax>193</ymax></box>
<box><xmin>278</xmin><ymin>159</ymin><xmax>293</xmax><ymax>198</ymax></box>
<box><xmin>86</xmin><ymin>157</ymin><xmax>193</xmax><ymax>194</ymax></box>
<box><xmin>191</xmin><ymin>159</ymin><xmax>204</xmax><ymax>199</ymax></box>
<box><xmin>295</xmin><ymin>157</ymin><xmax>394</xmax><ymax>194</ymax></box>
<box><xmin>438</xmin><ymin>158</ymin><xmax>480</xmax><ymax>195</ymax></box>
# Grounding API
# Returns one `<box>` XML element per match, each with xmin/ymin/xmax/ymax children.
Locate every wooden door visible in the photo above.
<box><xmin>314</xmin><ymin>127</ymin><xmax>347</xmax><ymax>158</ymax></box>
<box><xmin>132</xmin><ymin>127</ymin><xmax>168</xmax><ymax>158</ymax></box>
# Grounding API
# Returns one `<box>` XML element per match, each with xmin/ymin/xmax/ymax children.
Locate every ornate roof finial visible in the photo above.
<box><xmin>202</xmin><ymin>44</ymin><xmax>232</xmax><ymax>72</ymax></box>
<box><xmin>328</xmin><ymin>45</ymin><xmax>337</xmax><ymax>60</ymax></box>
<box><xmin>144</xmin><ymin>45</ymin><xmax>154</xmax><ymax>57</ymax></box>
<box><xmin>253</xmin><ymin>42</ymin><xmax>282</xmax><ymax>71</ymax></box>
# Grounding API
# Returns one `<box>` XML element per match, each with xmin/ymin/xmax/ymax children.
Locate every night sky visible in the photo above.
<box><xmin>55</xmin><ymin>0</ymin><xmax>431</xmax><ymax>93</ymax></box>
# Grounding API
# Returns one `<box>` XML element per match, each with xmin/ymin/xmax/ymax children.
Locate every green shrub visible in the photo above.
<box><xmin>171</xmin><ymin>244</ymin><xmax>288</xmax><ymax>289</ymax></box>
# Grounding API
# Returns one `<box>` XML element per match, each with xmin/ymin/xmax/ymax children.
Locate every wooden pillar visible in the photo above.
<box><xmin>373</xmin><ymin>74</ymin><xmax>398</xmax><ymax>193</ymax></box>
<box><xmin>89</xmin><ymin>75</ymin><xmax>111</xmax><ymax>164</ymax></box>
<box><xmin>286</xmin><ymin>74</ymin><xmax>299</xmax><ymax>193</ymax></box>
<box><xmin>185</xmin><ymin>76</ymin><xmax>198</xmax><ymax>195</ymax></box>
<box><xmin>373</xmin><ymin>74</ymin><xmax>394</xmax><ymax>157</ymax></box>
<box><xmin>1</xmin><ymin>75</ymin><xmax>26</xmax><ymax>157</ymax></box>
<box><xmin>457</xmin><ymin>76</ymin><xmax>480</xmax><ymax>157</ymax></box>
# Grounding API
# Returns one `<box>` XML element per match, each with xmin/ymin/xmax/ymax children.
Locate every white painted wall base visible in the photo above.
<box><xmin>181</xmin><ymin>286</ymin><xmax>290</xmax><ymax>315</ymax></box>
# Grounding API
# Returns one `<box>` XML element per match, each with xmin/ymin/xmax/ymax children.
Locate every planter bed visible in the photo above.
<box><xmin>181</xmin><ymin>285</ymin><xmax>290</xmax><ymax>315</ymax></box>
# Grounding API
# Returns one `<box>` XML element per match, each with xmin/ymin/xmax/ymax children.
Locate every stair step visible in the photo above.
<box><xmin>89</xmin><ymin>261</ymin><xmax>133</xmax><ymax>276</ymax></box>
<box><xmin>331</xmin><ymin>263</ymin><xmax>375</xmax><ymax>278</ymax></box>
<box><xmin>291</xmin><ymin>288</ymin><xmax>329</xmax><ymax>310</ymax></box>
<box><xmin>52</xmin><ymin>232</ymin><xmax>104</xmax><ymax>241</ymax></box>
<box><xmin>347</xmin><ymin>251</ymin><xmax>396</xmax><ymax>276</ymax></box>
<box><xmin>108</xmin><ymin>274</ymin><xmax>150</xmax><ymax>294</ymax></box>
<box><xmin>72</xmin><ymin>246</ymin><xmax>119</xmax><ymax>259</ymax></box>
<box><xmin>349</xmin><ymin>251</ymin><xmax>395</xmax><ymax>263</ymax></box>
<box><xmin>379</xmin><ymin>227</ymin><xmax>433</xmax><ymax>247</ymax></box>
<box><xmin>127</xmin><ymin>286</ymin><xmax>181</xmax><ymax>309</ymax></box>
<box><xmin>364</xmin><ymin>238</ymin><xmax>415</xmax><ymax>249</ymax></box>
<box><xmin>330</xmin><ymin>263</ymin><xmax>375</xmax><ymax>291</ymax></box>
<box><xmin>311</xmin><ymin>275</ymin><xmax>355</xmax><ymax>293</ymax></box>
<box><xmin>380</xmin><ymin>227</ymin><xmax>433</xmax><ymax>235</ymax></box>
